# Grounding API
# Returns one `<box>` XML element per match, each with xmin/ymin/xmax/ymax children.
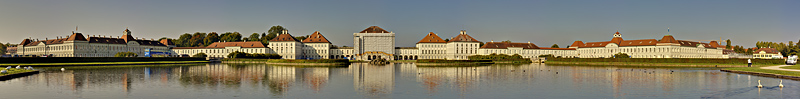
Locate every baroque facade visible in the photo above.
<box><xmin>569</xmin><ymin>31</ymin><xmax>725</xmax><ymax>58</ymax></box>
<box><xmin>15</xmin><ymin>29</ymin><xmax>173</xmax><ymax>57</ymax></box>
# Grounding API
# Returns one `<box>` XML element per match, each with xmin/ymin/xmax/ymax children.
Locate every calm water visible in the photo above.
<box><xmin>1</xmin><ymin>63</ymin><xmax>798</xmax><ymax>99</ymax></box>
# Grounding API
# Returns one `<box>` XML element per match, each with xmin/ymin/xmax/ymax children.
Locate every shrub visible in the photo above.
<box><xmin>193</xmin><ymin>53</ymin><xmax>208</xmax><ymax>58</ymax></box>
<box><xmin>227</xmin><ymin>51</ymin><xmax>281</xmax><ymax>59</ymax></box>
<box><xmin>114</xmin><ymin>52</ymin><xmax>138</xmax><ymax>57</ymax></box>
<box><xmin>613</xmin><ymin>53</ymin><xmax>629</xmax><ymax>58</ymax></box>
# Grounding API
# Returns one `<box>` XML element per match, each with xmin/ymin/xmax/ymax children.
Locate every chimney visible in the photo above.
<box><xmin>460</xmin><ymin>30</ymin><xmax>466</xmax><ymax>34</ymax></box>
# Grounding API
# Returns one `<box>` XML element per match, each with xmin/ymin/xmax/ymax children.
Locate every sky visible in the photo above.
<box><xmin>1</xmin><ymin>0</ymin><xmax>799</xmax><ymax>47</ymax></box>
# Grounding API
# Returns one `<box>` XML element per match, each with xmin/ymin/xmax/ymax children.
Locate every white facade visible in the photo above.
<box><xmin>570</xmin><ymin>33</ymin><xmax>725</xmax><ymax>58</ymax></box>
<box><xmin>17</xmin><ymin>29</ymin><xmax>172</xmax><ymax>57</ymax></box>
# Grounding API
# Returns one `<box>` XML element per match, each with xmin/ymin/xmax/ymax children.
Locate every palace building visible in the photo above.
<box><xmin>18</xmin><ymin>26</ymin><xmax>730</xmax><ymax>60</ymax></box>
<box><xmin>15</xmin><ymin>29</ymin><xmax>173</xmax><ymax>57</ymax></box>
<box><xmin>568</xmin><ymin>31</ymin><xmax>725</xmax><ymax>58</ymax></box>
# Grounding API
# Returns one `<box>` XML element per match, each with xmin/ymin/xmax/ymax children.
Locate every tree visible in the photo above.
<box><xmin>261</xmin><ymin>33</ymin><xmax>271</xmax><ymax>45</ymax></box>
<box><xmin>444</xmin><ymin>39</ymin><xmax>450</xmax><ymax>42</ymax></box>
<box><xmin>725</xmin><ymin>39</ymin><xmax>731</xmax><ymax>49</ymax></box>
<box><xmin>0</xmin><ymin>43</ymin><xmax>6</xmax><ymax>55</ymax></box>
<box><xmin>248</xmin><ymin>33</ymin><xmax>260</xmax><ymax>41</ymax></box>
<box><xmin>187</xmin><ymin>32</ymin><xmax>206</xmax><ymax>47</ymax></box>
<box><xmin>176</xmin><ymin>33</ymin><xmax>192</xmax><ymax>47</ymax></box>
<box><xmin>295</xmin><ymin>35</ymin><xmax>308</xmax><ymax>41</ymax></box>
<box><xmin>193</xmin><ymin>53</ymin><xmax>208</xmax><ymax>58</ymax></box>
<box><xmin>267</xmin><ymin>25</ymin><xmax>286</xmax><ymax>35</ymax></box>
<box><xmin>220</xmin><ymin>32</ymin><xmax>242</xmax><ymax>42</ymax></box>
<box><xmin>551</xmin><ymin>44</ymin><xmax>559</xmax><ymax>48</ymax></box>
<box><xmin>158</xmin><ymin>37</ymin><xmax>170</xmax><ymax>41</ymax></box>
<box><xmin>114</xmin><ymin>52</ymin><xmax>138</xmax><ymax>57</ymax></box>
<box><xmin>204</xmin><ymin>32</ymin><xmax>220</xmax><ymax>46</ymax></box>
<box><xmin>614</xmin><ymin>53</ymin><xmax>629</xmax><ymax>58</ymax></box>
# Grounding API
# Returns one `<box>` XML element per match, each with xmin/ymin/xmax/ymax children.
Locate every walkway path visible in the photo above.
<box><xmin>760</xmin><ymin>65</ymin><xmax>800</xmax><ymax>72</ymax></box>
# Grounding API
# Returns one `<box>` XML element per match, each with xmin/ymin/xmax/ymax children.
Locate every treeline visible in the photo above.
<box><xmin>468</xmin><ymin>53</ymin><xmax>525</xmax><ymax>60</ymax></box>
<box><xmin>227</xmin><ymin>51</ymin><xmax>282</xmax><ymax>59</ymax></box>
<box><xmin>754</xmin><ymin>41</ymin><xmax>800</xmax><ymax>57</ymax></box>
<box><xmin>161</xmin><ymin>25</ymin><xmax>310</xmax><ymax>47</ymax></box>
<box><xmin>722</xmin><ymin>39</ymin><xmax>800</xmax><ymax>56</ymax></box>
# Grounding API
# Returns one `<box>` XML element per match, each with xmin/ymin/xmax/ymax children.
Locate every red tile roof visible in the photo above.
<box><xmin>417</xmin><ymin>32</ymin><xmax>446</xmax><ymax>43</ymax></box>
<box><xmin>658</xmin><ymin>35</ymin><xmax>678</xmax><ymax>43</ymax></box>
<box><xmin>481</xmin><ymin>42</ymin><xmax>540</xmax><ymax>49</ymax></box>
<box><xmin>570</xmin><ymin>41</ymin><xmax>584</xmax><ymax>47</ymax></box>
<box><xmin>448</xmin><ymin>33</ymin><xmax>480</xmax><ymax>43</ymax></box>
<box><xmin>160</xmin><ymin>39</ymin><xmax>174</xmax><ymax>45</ymax></box>
<box><xmin>302</xmin><ymin>31</ymin><xmax>331</xmax><ymax>43</ymax></box>
<box><xmin>67</xmin><ymin>33</ymin><xmax>87</xmax><ymax>41</ymax></box>
<box><xmin>618</xmin><ymin>39</ymin><xmax>658</xmax><ymax>46</ymax></box>
<box><xmin>205</xmin><ymin>41</ymin><xmax>266</xmax><ymax>48</ymax></box>
<box><xmin>755</xmin><ymin>48</ymin><xmax>780</xmax><ymax>54</ymax></box>
<box><xmin>270</xmin><ymin>33</ymin><xmax>300</xmax><ymax>42</ymax></box>
<box><xmin>359</xmin><ymin>26</ymin><xmax>390</xmax><ymax>33</ymax></box>
<box><xmin>539</xmin><ymin>47</ymin><xmax>576</xmax><ymax>50</ymax></box>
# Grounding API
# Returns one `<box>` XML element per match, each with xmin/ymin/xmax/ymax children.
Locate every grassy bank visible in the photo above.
<box><xmin>1</xmin><ymin>68</ymin><xmax>35</xmax><ymax>76</ymax></box>
<box><xmin>780</xmin><ymin>65</ymin><xmax>800</xmax><ymax>70</ymax></box>
<box><xmin>723</xmin><ymin>66</ymin><xmax>800</xmax><ymax>77</ymax></box>
<box><xmin>549</xmin><ymin>58</ymin><xmax>784</xmax><ymax>65</ymax></box>
<box><xmin>545</xmin><ymin>61</ymin><xmax>783</xmax><ymax>67</ymax></box>
<box><xmin>223</xmin><ymin>59</ymin><xmax>351</xmax><ymax>63</ymax></box>
<box><xmin>0</xmin><ymin>61</ymin><xmax>209</xmax><ymax>66</ymax></box>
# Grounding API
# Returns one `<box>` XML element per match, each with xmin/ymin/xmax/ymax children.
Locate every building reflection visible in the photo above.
<box><xmin>351</xmin><ymin>63</ymin><xmax>394</xmax><ymax>96</ymax></box>
<box><xmin>416</xmin><ymin>66</ymin><xmax>487</xmax><ymax>94</ymax></box>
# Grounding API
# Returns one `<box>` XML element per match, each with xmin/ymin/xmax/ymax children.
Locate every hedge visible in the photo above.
<box><xmin>0</xmin><ymin>57</ymin><xmax>205</xmax><ymax>63</ymax></box>
<box><xmin>548</xmin><ymin>58</ymin><xmax>785</xmax><ymax>65</ymax></box>
<box><xmin>223</xmin><ymin>59</ymin><xmax>350</xmax><ymax>63</ymax></box>
<box><xmin>416</xmin><ymin>59</ymin><xmax>493</xmax><ymax>63</ymax></box>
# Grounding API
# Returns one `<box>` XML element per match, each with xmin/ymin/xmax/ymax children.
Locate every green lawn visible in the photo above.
<box><xmin>724</xmin><ymin>66</ymin><xmax>800</xmax><ymax>77</ymax></box>
<box><xmin>779</xmin><ymin>64</ymin><xmax>800</xmax><ymax>70</ymax></box>
<box><xmin>0</xmin><ymin>61</ymin><xmax>209</xmax><ymax>66</ymax></box>
<box><xmin>546</xmin><ymin>61</ymin><xmax>782</xmax><ymax>67</ymax></box>
<box><xmin>1</xmin><ymin>68</ymin><xmax>35</xmax><ymax>76</ymax></box>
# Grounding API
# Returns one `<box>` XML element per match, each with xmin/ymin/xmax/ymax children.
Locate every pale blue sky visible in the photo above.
<box><xmin>1</xmin><ymin>0</ymin><xmax>798</xmax><ymax>47</ymax></box>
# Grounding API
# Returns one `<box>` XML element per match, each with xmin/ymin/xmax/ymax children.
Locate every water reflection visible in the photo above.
<box><xmin>1</xmin><ymin>63</ymin><xmax>799</xmax><ymax>99</ymax></box>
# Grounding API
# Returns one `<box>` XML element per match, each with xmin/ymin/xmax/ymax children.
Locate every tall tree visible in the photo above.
<box><xmin>261</xmin><ymin>33</ymin><xmax>270</xmax><ymax>44</ymax></box>
<box><xmin>176</xmin><ymin>33</ymin><xmax>192</xmax><ymax>47</ymax></box>
<box><xmin>188</xmin><ymin>32</ymin><xmax>206</xmax><ymax>47</ymax></box>
<box><xmin>204</xmin><ymin>32</ymin><xmax>220</xmax><ymax>46</ymax></box>
<box><xmin>551</xmin><ymin>44</ymin><xmax>559</xmax><ymax>48</ymax></box>
<box><xmin>725</xmin><ymin>39</ymin><xmax>731</xmax><ymax>49</ymax></box>
<box><xmin>220</xmin><ymin>32</ymin><xmax>242</xmax><ymax>42</ymax></box>
<box><xmin>0</xmin><ymin>43</ymin><xmax>6</xmax><ymax>55</ymax></box>
<box><xmin>295</xmin><ymin>35</ymin><xmax>308</xmax><ymax>41</ymax></box>
<box><xmin>248</xmin><ymin>33</ymin><xmax>260</xmax><ymax>41</ymax></box>
<box><xmin>268</xmin><ymin>25</ymin><xmax>286</xmax><ymax>35</ymax></box>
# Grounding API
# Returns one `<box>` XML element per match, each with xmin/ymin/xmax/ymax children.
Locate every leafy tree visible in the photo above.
<box><xmin>444</xmin><ymin>39</ymin><xmax>450</xmax><ymax>42</ymax></box>
<box><xmin>551</xmin><ymin>44</ymin><xmax>559</xmax><ymax>48</ymax></box>
<box><xmin>187</xmin><ymin>32</ymin><xmax>206</xmax><ymax>47</ymax></box>
<box><xmin>204</xmin><ymin>32</ymin><xmax>220</xmax><ymax>46</ymax></box>
<box><xmin>176</xmin><ymin>33</ymin><xmax>192</xmax><ymax>47</ymax></box>
<box><xmin>0</xmin><ymin>43</ymin><xmax>6</xmax><ymax>54</ymax></box>
<box><xmin>248</xmin><ymin>33</ymin><xmax>260</xmax><ymax>41</ymax></box>
<box><xmin>295</xmin><ymin>35</ymin><xmax>308</xmax><ymax>41</ymax></box>
<box><xmin>502</xmin><ymin>40</ymin><xmax>511</xmax><ymax>43</ymax></box>
<box><xmin>220</xmin><ymin>32</ymin><xmax>242</xmax><ymax>42</ymax></box>
<box><xmin>114</xmin><ymin>52</ymin><xmax>138</xmax><ymax>57</ymax></box>
<box><xmin>193</xmin><ymin>53</ymin><xmax>208</xmax><ymax>58</ymax></box>
<box><xmin>725</xmin><ymin>39</ymin><xmax>731</xmax><ymax>49</ymax></box>
<box><xmin>613</xmin><ymin>53</ymin><xmax>629</xmax><ymax>58</ymax></box>
<box><xmin>261</xmin><ymin>33</ymin><xmax>272</xmax><ymax>45</ymax></box>
<box><xmin>267</xmin><ymin>25</ymin><xmax>286</xmax><ymax>36</ymax></box>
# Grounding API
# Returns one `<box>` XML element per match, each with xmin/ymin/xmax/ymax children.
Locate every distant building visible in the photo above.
<box><xmin>172</xmin><ymin>41</ymin><xmax>270</xmax><ymax>58</ymax></box>
<box><xmin>568</xmin><ymin>31</ymin><xmax>725</xmax><ymax>58</ymax></box>
<box><xmin>479</xmin><ymin>41</ymin><xmax>577</xmax><ymax>58</ymax></box>
<box><xmin>16</xmin><ymin>29</ymin><xmax>173</xmax><ymax>57</ymax></box>
<box><xmin>752</xmin><ymin>48</ymin><xmax>782</xmax><ymax>59</ymax></box>
<box><xmin>5</xmin><ymin>45</ymin><xmax>16</xmax><ymax>55</ymax></box>
<box><xmin>353</xmin><ymin>26</ymin><xmax>396</xmax><ymax>60</ymax></box>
